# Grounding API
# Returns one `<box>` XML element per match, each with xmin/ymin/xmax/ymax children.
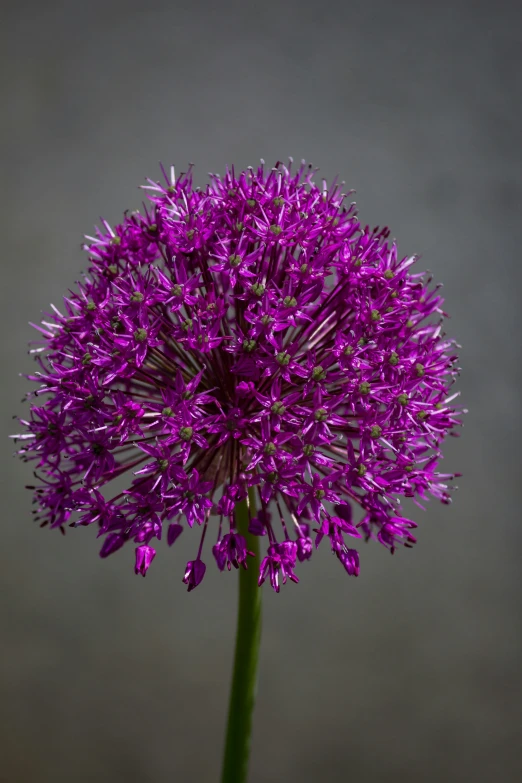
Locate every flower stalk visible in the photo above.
<box><xmin>221</xmin><ymin>491</ymin><xmax>262</xmax><ymax>783</ymax></box>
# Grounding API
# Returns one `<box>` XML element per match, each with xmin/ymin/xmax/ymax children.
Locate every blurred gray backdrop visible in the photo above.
<box><xmin>1</xmin><ymin>1</ymin><xmax>521</xmax><ymax>781</ymax></box>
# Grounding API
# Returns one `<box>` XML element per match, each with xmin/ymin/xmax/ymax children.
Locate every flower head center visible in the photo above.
<box><xmin>276</xmin><ymin>352</ymin><xmax>290</xmax><ymax>366</ymax></box>
<box><xmin>243</xmin><ymin>338</ymin><xmax>256</xmax><ymax>353</ymax></box>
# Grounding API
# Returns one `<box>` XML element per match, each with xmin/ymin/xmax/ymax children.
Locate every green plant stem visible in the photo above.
<box><xmin>220</xmin><ymin>491</ymin><xmax>262</xmax><ymax>783</ymax></box>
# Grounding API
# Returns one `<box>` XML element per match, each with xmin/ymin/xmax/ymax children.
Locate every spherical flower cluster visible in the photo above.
<box><xmin>14</xmin><ymin>160</ymin><xmax>462</xmax><ymax>592</ymax></box>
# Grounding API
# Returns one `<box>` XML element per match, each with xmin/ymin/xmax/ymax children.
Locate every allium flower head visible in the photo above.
<box><xmin>14</xmin><ymin>160</ymin><xmax>463</xmax><ymax>591</ymax></box>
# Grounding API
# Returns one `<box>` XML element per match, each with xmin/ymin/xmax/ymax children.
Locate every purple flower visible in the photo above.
<box><xmin>99</xmin><ymin>533</ymin><xmax>127</xmax><ymax>558</ymax></box>
<box><xmin>213</xmin><ymin>532</ymin><xmax>252</xmax><ymax>571</ymax></box>
<box><xmin>258</xmin><ymin>541</ymin><xmax>299</xmax><ymax>593</ymax></box>
<box><xmin>295</xmin><ymin>522</ymin><xmax>313</xmax><ymax>562</ymax></box>
<box><xmin>338</xmin><ymin>548</ymin><xmax>360</xmax><ymax>576</ymax></box>
<box><xmin>14</xmin><ymin>159</ymin><xmax>463</xmax><ymax>589</ymax></box>
<box><xmin>163</xmin><ymin>469</ymin><xmax>213</xmax><ymax>527</ymax></box>
<box><xmin>167</xmin><ymin>523</ymin><xmax>183</xmax><ymax>546</ymax></box>
<box><xmin>315</xmin><ymin>510</ymin><xmax>361</xmax><ymax>553</ymax></box>
<box><xmin>248</xmin><ymin>508</ymin><xmax>271</xmax><ymax>537</ymax></box>
<box><xmin>182</xmin><ymin>558</ymin><xmax>206</xmax><ymax>591</ymax></box>
<box><xmin>135</xmin><ymin>545</ymin><xmax>156</xmax><ymax>576</ymax></box>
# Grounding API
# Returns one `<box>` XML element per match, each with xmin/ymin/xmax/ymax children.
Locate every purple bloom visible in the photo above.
<box><xmin>296</xmin><ymin>523</ymin><xmax>313</xmax><ymax>562</ymax></box>
<box><xmin>135</xmin><ymin>544</ymin><xmax>156</xmax><ymax>576</ymax></box>
<box><xmin>182</xmin><ymin>558</ymin><xmax>206</xmax><ymax>591</ymax></box>
<box><xmin>338</xmin><ymin>548</ymin><xmax>360</xmax><ymax>576</ymax></box>
<box><xmin>258</xmin><ymin>541</ymin><xmax>299</xmax><ymax>593</ymax></box>
<box><xmin>167</xmin><ymin>522</ymin><xmax>183</xmax><ymax>546</ymax></box>
<box><xmin>14</xmin><ymin>160</ymin><xmax>463</xmax><ymax>590</ymax></box>
<box><xmin>99</xmin><ymin>533</ymin><xmax>127</xmax><ymax>558</ymax></box>
<box><xmin>213</xmin><ymin>532</ymin><xmax>252</xmax><ymax>571</ymax></box>
<box><xmin>163</xmin><ymin>469</ymin><xmax>213</xmax><ymax>527</ymax></box>
<box><xmin>248</xmin><ymin>508</ymin><xmax>270</xmax><ymax>536</ymax></box>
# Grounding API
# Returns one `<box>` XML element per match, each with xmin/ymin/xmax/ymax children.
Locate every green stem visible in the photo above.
<box><xmin>220</xmin><ymin>491</ymin><xmax>262</xmax><ymax>783</ymax></box>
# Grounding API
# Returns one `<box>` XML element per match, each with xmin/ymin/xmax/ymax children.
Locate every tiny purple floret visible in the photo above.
<box><xmin>183</xmin><ymin>558</ymin><xmax>206</xmax><ymax>591</ymax></box>
<box><xmin>135</xmin><ymin>544</ymin><xmax>156</xmax><ymax>576</ymax></box>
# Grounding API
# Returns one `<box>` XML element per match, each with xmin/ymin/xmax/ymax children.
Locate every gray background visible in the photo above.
<box><xmin>1</xmin><ymin>1</ymin><xmax>521</xmax><ymax>781</ymax></box>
